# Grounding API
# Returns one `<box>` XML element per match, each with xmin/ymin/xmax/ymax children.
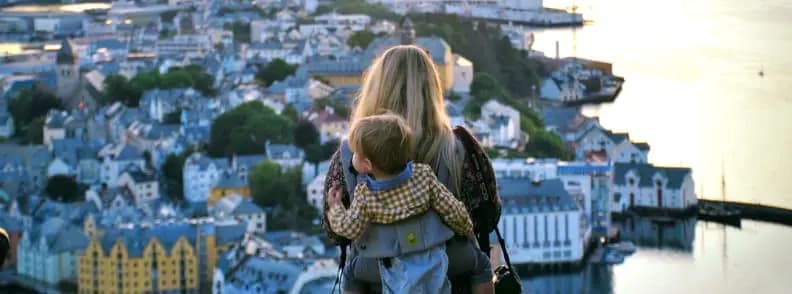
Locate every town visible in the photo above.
<box><xmin>0</xmin><ymin>0</ymin><xmax>694</xmax><ymax>293</ymax></box>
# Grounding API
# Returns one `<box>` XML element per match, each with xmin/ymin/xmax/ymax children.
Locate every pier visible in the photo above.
<box><xmin>699</xmin><ymin>199</ymin><xmax>792</xmax><ymax>226</ymax></box>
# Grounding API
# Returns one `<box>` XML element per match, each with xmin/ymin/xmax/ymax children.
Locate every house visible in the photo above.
<box><xmin>139</xmin><ymin>88</ymin><xmax>202</xmax><ymax>122</ymax></box>
<box><xmin>117</xmin><ymin>165</ymin><xmax>160</xmax><ymax>206</ymax></box>
<box><xmin>304</xmin><ymin>108</ymin><xmax>349</xmax><ymax>144</ymax></box>
<box><xmin>488</xmin><ymin>114</ymin><xmax>519</xmax><ymax>149</ymax></box>
<box><xmin>575</xmin><ymin>126</ymin><xmax>629</xmax><ymax>159</ymax></box>
<box><xmin>265</xmin><ymin>231</ymin><xmax>326</xmax><ymax>259</ymax></box>
<box><xmin>558</xmin><ymin>161</ymin><xmax>613</xmax><ymax>233</ymax></box>
<box><xmin>314</xmin><ymin>12</ymin><xmax>372</xmax><ymax>31</ymax></box>
<box><xmin>98</xmin><ymin>143</ymin><xmax>146</xmax><ymax>187</ymax></box>
<box><xmin>541</xmin><ymin>106</ymin><xmax>600</xmax><ymax>143</ymax></box>
<box><xmin>183</xmin><ymin>153</ymin><xmax>229</xmax><ymax>203</ymax></box>
<box><xmin>496</xmin><ymin>178</ymin><xmax>587</xmax><ymax>265</ymax></box>
<box><xmin>452</xmin><ymin>54</ymin><xmax>474</xmax><ymax>94</ymax></box>
<box><xmin>46</xmin><ymin>157</ymin><xmax>74</xmax><ymax>177</ymax></box>
<box><xmin>612</xmin><ymin>163</ymin><xmax>696</xmax><ymax>213</ymax></box>
<box><xmin>212</xmin><ymin>195</ymin><xmax>267</xmax><ymax>234</ymax></box>
<box><xmin>481</xmin><ymin>100</ymin><xmax>522</xmax><ymax>147</ymax></box>
<box><xmin>208</xmin><ymin>171</ymin><xmax>251</xmax><ymax>206</ymax></box>
<box><xmin>306</xmin><ymin>172</ymin><xmax>326</xmax><ymax>211</ymax></box>
<box><xmin>214</xmin><ymin>254</ymin><xmax>302</xmax><ymax>294</ymax></box>
<box><xmin>265</xmin><ymin>142</ymin><xmax>305</xmax><ymax>170</ymax></box>
<box><xmin>492</xmin><ymin>158</ymin><xmax>559</xmax><ymax>181</ymax></box>
<box><xmin>607</xmin><ymin>140</ymin><xmax>650</xmax><ymax>164</ymax></box>
<box><xmin>84</xmin><ymin>187</ymin><xmax>135</xmax><ymax>212</ymax></box>
<box><xmin>43</xmin><ymin>110</ymin><xmax>68</xmax><ymax>146</ymax></box>
<box><xmin>17</xmin><ymin>218</ymin><xmax>89</xmax><ymax>286</ymax></box>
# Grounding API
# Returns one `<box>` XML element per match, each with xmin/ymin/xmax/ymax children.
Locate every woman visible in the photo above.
<box><xmin>322</xmin><ymin>45</ymin><xmax>498</xmax><ymax>294</ymax></box>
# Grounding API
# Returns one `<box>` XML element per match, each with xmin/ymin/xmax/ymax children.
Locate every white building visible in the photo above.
<box><xmin>213</xmin><ymin>195</ymin><xmax>267</xmax><ymax>234</ymax></box>
<box><xmin>156</xmin><ymin>34</ymin><xmax>211</xmax><ymax>58</ymax></box>
<box><xmin>183</xmin><ymin>153</ymin><xmax>228</xmax><ymax>203</ymax></box>
<box><xmin>452</xmin><ymin>54</ymin><xmax>473</xmax><ymax>94</ymax></box>
<box><xmin>496</xmin><ymin>178</ymin><xmax>587</xmax><ymax>265</ymax></box>
<box><xmin>481</xmin><ymin>100</ymin><xmax>522</xmax><ymax>147</ymax></box>
<box><xmin>98</xmin><ymin>143</ymin><xmax>146</xmax><ymax>187</ymax></box>
<box><xmin>575</xmin><ymin>126</ymin><xmax>629</xmax><ymax>158</ymax></box>
<box><xmin>314</xmin><ymin>12</ymin><xmax>372</xmax><ymax>32</ymax></box>
<box><xmin>117</xmin><ymin>166</ymin><xmax>159</xmax><ymax>206</ymax></box>
<box><xmin>607</xmin><ymin>140</ymin><xmax>650</xmax><ymax>164</ymax></box>
<box><xmin>265</xmin><ymin>142</ymin><xmax>305</xmax><ymax>170</ymax></box>
<box><xmin>43</xmin><ymin>111</ymin><xmax>68</xmax><ymax>146</ymax></box>
<box><xmin>491</xmin><ymin>158</ymin><xmax>558</xmax><ymax>180</ymax></box>
<box><xmin>612</xmin><ymin>163</ymin><xmax>697</xmax><ymax>213</ymax></box>
<box><xmin>46</xmin><ymin>157</ymin><xmax>73</xmax><ymax>177</ymax></box>
<box><xmin>306</xmin><ymin>172</ymin><xmax>326</xmax><ymax>211</ymax></box>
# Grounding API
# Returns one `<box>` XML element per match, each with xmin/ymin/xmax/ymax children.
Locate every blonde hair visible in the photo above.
<box><xmin>348</xmin><ymin>112</ymin><xmax>413</xmax><ymax>174</ymax></box>
<box><xmin>351</xmin><ymin>45</ymin><xmax>462</xmax><ymax>191</ymax></box>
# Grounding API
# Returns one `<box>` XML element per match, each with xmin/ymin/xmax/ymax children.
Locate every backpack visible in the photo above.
<box><xmin>452</xmin><ymin>125</ymin><xmax>502</xmax><ymax>237</ymax></box>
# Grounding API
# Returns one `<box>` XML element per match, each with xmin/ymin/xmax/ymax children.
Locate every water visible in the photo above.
<box><xmin>521</xmin><ymin>218</ymin><xmax>792</xmax><ymax>293</ymax></box>
<box><xmin>531</xmin><ymin>0</ymin><xmax>792</xmax><ymax>208</ymax></box>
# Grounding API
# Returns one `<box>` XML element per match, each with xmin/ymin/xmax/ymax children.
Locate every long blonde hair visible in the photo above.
<box><xmin>351</xmin><ymin>45</ymin><xmax>462</xmax><ymax>191</ymax></box>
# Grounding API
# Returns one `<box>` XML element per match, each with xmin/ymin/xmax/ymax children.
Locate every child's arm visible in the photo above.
<box><xmin>427</xmin><ymin>172</ymin><xmax>475</xmax><ymax>238</ymax></box>
<box><xmin>326</xmin><ymin>184</ymin><xmax>370</xmax><ymax>240</ymax></box>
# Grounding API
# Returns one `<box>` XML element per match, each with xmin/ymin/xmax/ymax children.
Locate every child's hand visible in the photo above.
<box><xmin>326</xmin><ymin>185</ymin><xmax>342</xmax><ymax>207</ymax></box>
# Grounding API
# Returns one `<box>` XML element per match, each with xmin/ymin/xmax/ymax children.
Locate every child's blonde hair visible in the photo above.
<box><xmin>348</xmin><ymin>112</ymin><xmax>413</xmax><ymax>174</ymax></box>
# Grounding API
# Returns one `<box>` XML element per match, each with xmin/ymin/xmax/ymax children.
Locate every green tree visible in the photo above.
<box><xmin>281</xmin><ymin>104</ymin><xmax>299</xmax><ymax>123</ymax></box>
<box><xmin>249</xmin><ymin>161</ymin><xmax>319</xmax><ymax>231</ymax></box>
<box><xmin>294</xmin><ymin>120</ymin><xmax>320</xmax><ymax>149</ymax></box>
<box><xmin>8</xmin><ymin>86</ymin><xmax>62</xmax><ymax>141</ymax></box>
<box><xmin>313</xmin><ymin>97</ymin><xmax>350</xmax><ymax>118</ymax></box>
<box><xmin>46</xmin><ymin>175</ymin><xmax>82</xmax><ymax>202</ymax></box>
<box><xmin>256</xmin><ymin>59</ymin><xmax>297</xmax><ymax>86</ymax></box>
<box><xmin>227</xmin><ymin>21</ymin><xmax>251</xmax><ymax>44</ymax></box>
<box><xmin>524</xmin><ymin>131</ymin><xmax>573</xmax><ymax>160</ymax></box>
<box><xmin>209</xmin><ymin>101</ymin><xmax>295</xmax><ymax>157</ymax></box>
<box><xmin>164</xmin><ymin>109</ymin><xmax>182</xmax><ymax>124</ymax></box>
<box><xmin>347</xmin><ymin>31</ymin><xmax>377</xmax><ymax>49</ymax></box>
<box><xmin>104</xmin><ymin>74</ymin><xmax>142</xmax><ymax>106</ymax></box>
<box><xmin>162</xmin><ymin>148</ymin><xmax>195</xmax><ymax>202</ymax></box>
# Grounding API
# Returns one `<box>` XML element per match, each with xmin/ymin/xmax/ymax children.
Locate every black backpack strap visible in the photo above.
<box><xmin>494</xmin><ymin>227</ymin><xmax>514</xmax><ymax>270</ymax></box>
<box><xmin>332</xmin><ymin>244</ymin><xmax>347</xmax><ymax>294</ymax></box>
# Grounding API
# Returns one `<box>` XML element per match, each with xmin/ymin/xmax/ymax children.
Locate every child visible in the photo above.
<box><xmin>326</xmin><ymin>113</ymin><xmax>474</xmax><ymax>294</ymax></box>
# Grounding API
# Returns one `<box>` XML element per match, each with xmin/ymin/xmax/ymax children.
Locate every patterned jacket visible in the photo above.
<box><xmin>327</xmin><ymin>163</ymin><xmax>474</xmax><ymax>240</ymax></box>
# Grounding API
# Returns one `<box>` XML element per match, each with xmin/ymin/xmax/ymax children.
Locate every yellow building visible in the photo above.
<box><xmin>303</xmin><ymin>18</ymin><xmax>455</xmax><ymax>91</ymax></box>
<box><xmin>208</xmin><ymin>172</ymin><xmax>251</xmax><ymax>206</ymax></box>
<box><xmin>78</xmin><ymin>219</ymin><xmax>247</xmax><ymax>294</ymax></box>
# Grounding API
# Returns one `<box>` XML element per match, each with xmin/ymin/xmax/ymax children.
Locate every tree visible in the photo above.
<box><xmin>164</xmin><ymin>109</ymin><xmax>182</xmax><ymax>124</ymax></box>
<box><xmin>256</xmin><ymin>59</ymin><xmax>297</xmax><ymax>86</ymax></box>
<box><xmin>524</xmin><ymin>131</ymin><xmax>573</xmax><ymax>160</ymax></box>
<box><xmin>227</xmin><ymin>21</ymin><xmax>251</xmax><ymax>44</ymax></box>
<box><xmin>162</xmin><ymin>148</ymin><xmax>195</xmax><ymax>202</ymax></box>
<box><xmin>281</xmin><ymin>104</ymin><xmax>299</xmax><ymax>123</ymax></box>
<box><xmin>46</xmin><ymin>175</ymin><xmax>82</xmax><ymax>202</ymax></box>
<box><xmin>209</xmin><ymin>101</ymin><xmax>295</xmax><ymax>157</ymax></box>
<box><xmin>347</xmin><ymin>31</ymin><xmax>376</xmax><ymax>49</ymax></box>
<box><xmin>8</xmin><ymin>86</ymin><xmax>62</xmax><ymax>141</ymax></box>
<box><xmin>104</xmin><ymin>74</ymin><xmax>142</xmax><ymax>106</ymax></box>
<box><xmin>249</xmin><ymin>161</ymin><xmax>319</xmax><ymax>231</ymax></box>
<box><xmin>294</xmin><ymin>120</ymin><xmax>320</xmax><ymax>149</ymax></box>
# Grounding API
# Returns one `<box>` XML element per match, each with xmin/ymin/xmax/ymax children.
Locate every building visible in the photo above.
<box><xmin>17</xmin><ymin>218</ymin><xmax>89</xmax><ymax>286</ymax></box>
<box><xmin>0</xmin><ymin>112</ymin><xmax>13</xmax><ymax>138</ymax></box>
<box><xmin>492</xmin><ymin>158</ymin><xmax>558</xmax><ymax>180</ymax></box>
<box><xmin>98</xmin><ymin>143</ymin><xmax>146</xmax><ymax>187</ymax></box>
<box><xmin>452</xmin><ymin>54</ymin><xmax>474</xmax><ymax>94</ymax></box>
<box><xmin>612</xmin><ymin>163</ymin><xmax>697</xmax><ymax>213</ymax></box>
<box><xmin>305</xmin><ymin>172</ymin><xmax>325</xmax><ymax>211</ymax></box>
<box><xmin>43</xmin><ymin>110</ymin><xmax>68</xmax><ymax>146</ymax></box>
<box><xmin>314</xmin><ymin>12</ymin><xmax>372</xmax><ymax>31</ymax></box>
<box><xmin>303</xmin><ymin>18</ymin><xmax>455</xmax><ymax>91</ymax></box>
<box><xmin>575</xmin><ymin>126</ymin><xmax>629</xmax><ymax>159</ymax></box>
<box><xmin>265</xmin><ymin>142</ymin><xmax>305</xmax><ymax>170</ymax></box>
<box><xmin>481</xmin><ymin>100</ymin><xmax>522</xmax><ymax>147</ymax></box>
<box><xmin>558</xmin><ymin>161</ymin><xmax>612</xmax><ymax>234</ymax></box>
<box><xmin>496</xmin><ymin>178</ymin><xmax>587</xmax><ymax>265</ymax></box>
<box><xmin>212</xmin><ymin>196</ymin><xmax>267</xmax><ymax>234</ymax></box>
<box><xmin>607</xmin><ymin>140</ymin><xmax>650</xmax><ymax>164</ymax></box>
<box><xmin>304</xmin><ymin>108</ymin><xmax>348</xmax><ymax>144</ymax></box>
<box><xmin>208</xmin><ymin>172</ymin><xmax>251</xmax><ymax>206</ymax></box>
<box><xmin>183</xmin><ymin>153</ymin><xmax>229</xmax><ymax>203</ymax></box>
<box><xmin>157</xmin><ymin>34</ymin><xmax>211</xmax><ymax>58</ymax></box>
<box><xmin>55</xmin><ymin>39</ymin><xmax>80</xmax><ymax>104</ymax></box>
<box><xmin>79</xmin><ymin>218</ymin><xmax>247</xmax><ymax>293</ymax></box>
<box><xmin>117</xmin><ymin>165</ymin><xmax>160</xmax><ymax>206</ymax></box>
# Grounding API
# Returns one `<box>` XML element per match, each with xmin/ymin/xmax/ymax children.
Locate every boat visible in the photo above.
<box><xmin>600</xmin><ymin>250</ymin><xmax>625</xmax><ymax>265</ymax></box>
<box><xmin>698</xmin><ymin>162</ymin><xmax>742</xmax><ymax>227</ymax></box>
<box><xmin>607</xmin><ymin>241</ymin><xmax>636</xmax><ymax>255</ymax></box>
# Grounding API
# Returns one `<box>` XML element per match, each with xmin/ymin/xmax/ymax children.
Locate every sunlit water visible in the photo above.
<box><xmin>522</xmin><ymin>219</ymin><xmax>792</xmax><ymax>293</ymax></box>
<box><xmin>532</xmin><ymin>0</ymin><xmax>792</xmax><ymax>208</ymax></box>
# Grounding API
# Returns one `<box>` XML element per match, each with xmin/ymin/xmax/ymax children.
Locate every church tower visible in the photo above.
<box><xmin>400</xmin><ymin>17</ymin><xmax>415</xmax><ymax>45</ymax></box>
<box><xmin>56</xmin><ymin>39</ymin><xmax>80</xmax><ymax>103</ymax></box>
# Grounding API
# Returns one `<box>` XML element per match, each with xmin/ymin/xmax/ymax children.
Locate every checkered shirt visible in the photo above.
<box><xmin>328</xmin><ymin>163</ymin><xmax>474</xmax><ymax>240</ymax></box>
